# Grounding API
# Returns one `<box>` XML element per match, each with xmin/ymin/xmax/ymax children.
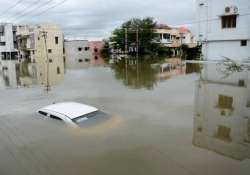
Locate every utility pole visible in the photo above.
<box><xmin>136</xmin><ymin>27</ymin><xmax>139</xmax><ymax>59</ymax></box>
<box><xmin>124</xmin><ymin>28</ymin><xmax>128</xmax><ymax>55</ymax></box>
<box><xmin>136</xmin><ymin>27</ymin><xmax>139</xmax><ymax>83</ymax></box>
<box><xmin>40</xmin><ymin>30</ymin><xmax>50</xmax><ymax>92</ymax></box>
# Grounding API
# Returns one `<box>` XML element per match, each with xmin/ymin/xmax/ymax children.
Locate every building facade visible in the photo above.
<box><xmin>155</xmin><ymin>25</ymin><xmax>196</xmax><ymax>47</ymax></box>
<box><xmin>64</xmin><ymin>40</ymin><xmax>91</xmax><ymax>69</ymax></box>
<box><xmin>193</xmin><ymin>0</ymin><xmax>250</xmax><ymax>160</ymax></box>
<box><xmin>0</xmin><ymin>23</ymin><xmax>18</xmax><ymax>87</ymax></box>
<box><xmin>155</xmin><ymin>24</ymin><xmax>197</xmax><ymax>56</ymax></box>
<box><xmin>197</xmin><ymin>0</ymin><xmax>250</xmax><ymax>61</ymax></box>
<box><xmin>16</xmin><ymin>24</ymin><xmax>64</xmax><ymax>86</ymax></box>
<box><xmin>88</xmin><ymin>41</ymin><xmax>105</xmax><ymax>66</ymax></box>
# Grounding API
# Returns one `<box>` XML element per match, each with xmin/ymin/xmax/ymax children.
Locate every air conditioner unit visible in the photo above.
<box><xmin>225</xmin><ymin>6</ymin><xmax>238</xmax><ymax>14</ymax></box>
<box><xmin>225</xmin><ymin>6</ymin><xmax>230</xmax><ymax>13</ymax></box>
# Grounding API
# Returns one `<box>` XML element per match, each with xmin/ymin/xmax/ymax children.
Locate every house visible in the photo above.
<box><xmin>0</xmin><ymin>23</ymin><xmax>18</xmax><ymax>87</ymax></box>
<box><xmin>197</xmin><ymin>0</ymin><xmax>250</xmax><ymax>61</ymax></box>
<box><xmin>193</xmin><ymin>0</ymin><xmax>250</xmax><ymax>160</ymax></box>
<box><xmin>64</xmin><ymin>40</ymin><xmax>91</xmax><ymax>69</ymax></box>
<box><xmin>155</xmin><ymin>24</ymin><xmax>196</xmax><ymax>56</ymax></box>
<box><xmin>16</xmin><ymin>24</ymin><xmax>64</xmax><ymax>86</ymax></box>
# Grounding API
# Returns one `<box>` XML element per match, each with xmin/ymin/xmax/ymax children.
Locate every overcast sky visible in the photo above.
<box><xmin>0</xmin><ymin>0</ymin><xmax>196</xmax><ymax>40</ymax></box>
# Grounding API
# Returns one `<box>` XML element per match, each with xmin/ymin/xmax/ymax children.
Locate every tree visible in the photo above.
<box><xmin>109</xmin><ymin>17</ymin><xmax>160</xmax><ymax>55</ymax></box>
<box><xmin>100</xmin><ymin>40</ymin><xmax>110</xmax><ymax>58</ymax></box>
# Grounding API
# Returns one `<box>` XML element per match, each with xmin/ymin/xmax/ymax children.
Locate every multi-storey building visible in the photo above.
<box><xmin>64</xmin><ymin>40</ymin><xmax>91</xmax><ymax>69</ymax></box>
<box><xmin>197</xmin><ymin>0</ymin><xmax>250</xmax><ymax>61</ymax></box>
<box><xmin>193</xmin><ymin>0</ymin><xmax>250</xmax><ymax>160</ymax></box>
<box><xmin>16</xmin><ymin>24</ymin><xmax>64</xmax><ymax>86</ymax></box>
<box><xmin>0</xmin><ymin>23</ymin><xmax>18</xmax><ymax>87</ymax></box>
<box><xmin>155</xmin><ymin>24</ymin><xmax>196</xmax><ymax>47</ymax></box>
<box><xmin>155</xmin><ymin>24</ymin><xmax>196</xmax><ymax>56</ymax></box>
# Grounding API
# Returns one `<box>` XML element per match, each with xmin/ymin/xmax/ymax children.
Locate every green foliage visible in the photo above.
<box><xmin>181</xmin><ymin>44</ymin><xmax>201</xmax><ymax>61</ymax></box>
<box><xmin>109</xmin><ymin>17</ymin><xmax>160</xmax><ymax>55</ymax></box>
<box><xmin>157</xmin><ymin>45</ymin><xmax>173</xmax><ymax>56</ymax></box>
<box><xmin>111</xmin><ymin>58</ymin><xmax>159</xmax><ymax>89</ymax></box>
<box><xmin>100</xmin><ymin>40</ymin><xmax>110</xmax><ymax>58</ymax></box>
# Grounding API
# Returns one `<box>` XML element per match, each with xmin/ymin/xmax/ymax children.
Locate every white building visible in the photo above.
<box><xmin>197</xmin><ymin>0</ymin><xmax>250</xmax><ymax>61</ymax></box>
<box><xmin>0</xmin><ymin>23</ymin><xmax>18</xmax><ymax>87</ymax></box>
<box><xmin>16</xmin><ymin>24</ymin><xmax>64</xmax><ymax>86</ymax></box>
<box><xmin>64</xmin><ymin>40</ymin><xmax>91</xmax><ymax>69</ymax></box>
<box><xmin>193</xmin><ymin>0</ymin><xmax>250</xmax><ymax>160</ymax></box>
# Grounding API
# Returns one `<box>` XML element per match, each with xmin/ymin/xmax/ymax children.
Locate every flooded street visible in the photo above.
<box><xmin>0</xmin><ymin>59</ymin><xmax>249</xmax><ymax>175</ymax></box>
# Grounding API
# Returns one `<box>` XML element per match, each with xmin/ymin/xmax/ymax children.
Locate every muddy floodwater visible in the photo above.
<box><xmin>0</xmin><ymin>58</ymin><xmax>249</xmax><ymax>175</ymax></box>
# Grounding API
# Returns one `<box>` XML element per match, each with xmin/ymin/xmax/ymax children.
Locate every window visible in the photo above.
<box><xmin>72</xmin><ymin>111</ymin><xmax>109</xmax><ymax>127</ymax></box>
<box><xmin>163</xmin><ymin>33</ymin><xmax>170</xmax><ymax>40</ymax></box>
<box><xmin>49</xmin><ymin>59</ymin><xmax>53</xmax><ymax>63</ymax></box>
<box><xmin>78</xmin><ymin>47</ymin><xmax>82</xmax><ymax>51</ymax></box>
<box><xmin>0</xmin><ymin>42</ymin><xmax>6</xmax><ymax>46</ymax></box>
<box><xmin>241</xmin><ymin>40</ymin><xmax>247</xmax><ymax>46</ymax></box>
<box><xmin>38</xmin><ymin>37</ymin><xmax>40</xmax><ymax>40</ymax></box>
<box><xmin>218</xmin><ymin>95</ymin><xmax>233</xmax><ymax>109</ymax></box>
<box><xmin>57</xmin><ymin>67</ymin><xmax>60</xmax><ymax>74</ymax></box>
<box><xmin>95</xmin><ymin>56</ymin><xmax>98</xmax><ymax>60</ymax></box>
<box><xmin>85</xmin><ymin>58</ymin><xmax>90</xmax><ymax>62</ymax></box>
<box><xmin>221</xmin><ymin>15</ymin><xmax>237</xmax><ymax>28</ymax></box>
<box><xmin>84</xmin><ymin>47</ymin><xmax>89</xmax><ymax>51</ymax></box>
<box><xmin>48</xmin><ymin>49</ymin><xmax>52</xmax><ymax>53</ymax></box>
<box><xmin>50</xmin><ymin>115</ymin><xmax>62</xmax><ymax>121</ymax></box>
<box><xmin>94</xmin><ymin>48</ymin><xmax>98</xmax><ymax>53</ymax></box>
<box><xmin>78</xmin><ymin>59</ymin><xmax>83</xmax><ymax>62</ymax></box>
<box><xmin>55</xmin><ymin>36</ymin><xmax>59</xmax><ymax>44</ymax></box>
<box><xmin>38</xmin><ymin>111</ymin><xmax>48</xmax><ymax>116</ymax></box>
<box><xmin>216</xmin><ymin>125</ymin><xmax>231</xmax><ymax>142</ymax></box>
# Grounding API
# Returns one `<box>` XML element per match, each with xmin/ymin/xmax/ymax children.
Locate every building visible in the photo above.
<box><xmin>193</xmin><ymin>0</ymin><xmax>250</xmax><ymax>160</ymax></box>
<box><xmin>64</xmin><ymin>40</ymin><xmax>91</xmax><ymax>69</ymax></box>
<box><xmin>0</xmin><ymin>23</ymin><xmax>18</xmax><ymax>87</ymax></box>
<box><xmin>197</xmin><ymin>0</ymin><xmax>250</xmax><ymax>61</ymax></box>
<box><xmin>88</xmin><ymin>41</ymin><xmax>105</xmax><ymax>66</ymax></box>
<box><xmin>155</xmin><ymin>24</ymin><xmax>196</xmax><ymax>56</ymax></box>
<box><xmin>16</xmin><ymin>24</ymin><xmax>64</xmax><ymax>86</ymax></box>
<box><xmin>193</xmin><ymin>77</ymin><xmax>250</xmax><ymax>160</ymax></box>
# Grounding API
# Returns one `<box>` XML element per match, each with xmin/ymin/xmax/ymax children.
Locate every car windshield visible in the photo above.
<box><xmin>72</xmin><ymin>111</ymin><xmax>110</xmax><ymax>127</ymax></box>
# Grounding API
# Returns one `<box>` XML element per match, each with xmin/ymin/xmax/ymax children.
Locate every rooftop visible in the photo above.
<box><xmin>40</xmin><ymin>102</ymin><xmax>98</xmax><ymax>119</ymax></box>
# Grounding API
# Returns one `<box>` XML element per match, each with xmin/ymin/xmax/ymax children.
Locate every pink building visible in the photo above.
<box><xmin>88</xmin><ymin>41</ymin><xmax>105</xmax><ymax>65</ymax></box>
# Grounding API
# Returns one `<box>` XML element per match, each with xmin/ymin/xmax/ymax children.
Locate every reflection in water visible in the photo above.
<box><xmin>110</xmin><ymin>57</ymin><xmax>185</xmax><ymax>90</ymax></box>
<box><xmin>1</xmin><ymin>64</ymin><xmax>250</xmax><ymax>174</ymax></box>
<box><xmin>0</xmin><ymin>55</ymin><xmax>107</xmax><ymax>88</ymax></box>
<box><xmin>193</xmin><ymin>63</ymin><xmax>250</xmax><ymax>160</ymax></box>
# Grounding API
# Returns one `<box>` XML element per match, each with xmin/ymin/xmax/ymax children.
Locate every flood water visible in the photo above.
<box><xmin>0</xmin><ymin>57</ymin><xmax>249</xmax><ymax>175</ymax></box>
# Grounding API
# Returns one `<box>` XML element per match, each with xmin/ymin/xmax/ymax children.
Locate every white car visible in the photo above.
<box><xmin>38</xmin><ymin>102</ymin><xmax>109</xmax><ymax>127</ymax></box>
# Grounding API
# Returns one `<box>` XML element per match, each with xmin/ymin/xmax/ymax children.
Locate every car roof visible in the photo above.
<box><xmin>39</xmin><ymin>102</ymin><xmax>98</xmax><ymax>119</ymax></box>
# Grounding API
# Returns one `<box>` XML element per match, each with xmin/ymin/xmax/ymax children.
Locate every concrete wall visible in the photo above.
<box><xmin>0</xmin><ymin>23</ymin><xmax>18</xmax><ymax>87</ymax></box>
<box><xmin>64</xmin><ymin>40</ymin><xmax>91</xmax><ymax>69</ymax></box>
<box><xmin>17</xmin><ymin>24</ymin><xmax>65</xmax><ymax>86</ymax></box>
<box><xmin>196</xmin><ymin>0</ymin><xmax>250</xmax><ymax>60</ymax></box>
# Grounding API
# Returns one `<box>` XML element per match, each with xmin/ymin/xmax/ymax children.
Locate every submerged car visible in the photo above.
<box><xmin>38</xmin><ymin>102</ymin><xmax>109</xmax><ymax>127</ymax></box>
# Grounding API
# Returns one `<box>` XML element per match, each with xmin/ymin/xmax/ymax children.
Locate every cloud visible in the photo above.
<box><xmin>0</xmin><ymin>0</ymin><xmax>196</xmax><ymax>40</ymax></box>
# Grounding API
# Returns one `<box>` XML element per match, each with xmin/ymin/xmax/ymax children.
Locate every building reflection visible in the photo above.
<box><xmin>110</xmin><ymin>57</ymin><xmax>185</xmax><ymax>90</ymax></box>
<box><xmin>193</xmin><ymin>63</ymin><xmax>250</xmax><ymax>160</ymax></box>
